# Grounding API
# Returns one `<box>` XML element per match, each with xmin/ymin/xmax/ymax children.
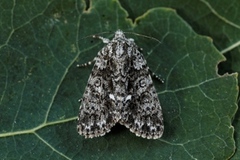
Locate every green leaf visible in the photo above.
<box><xmin>0</xmin><ymin>0</ymin><xmax>238</xmax><ymax>159</ymax></box>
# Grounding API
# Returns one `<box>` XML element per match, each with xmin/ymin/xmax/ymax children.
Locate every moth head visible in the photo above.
<box><xmin>114</xmin><ymin>30</ymin><xmax>125</xmax><ymax>39</ymax></box>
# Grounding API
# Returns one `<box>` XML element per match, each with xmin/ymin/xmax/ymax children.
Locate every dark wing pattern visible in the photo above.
<box><xmin>77</xmin><ymin>46</ymin><xmax>118</xmax><ymax>138</ymax></box>
<box><xmin>78</xmin><ymin>30</ymin><xmax>163</xmax><ymax>139</ymax></box>
<box><xmin>120</xmin><ymin>47</ymin><xmax>164</xmax><ymax>139</ymax></box>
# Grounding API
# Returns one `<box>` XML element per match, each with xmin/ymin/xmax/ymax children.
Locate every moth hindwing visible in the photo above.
<box><xmin>77</xmin><ymin>30</ymin><xmax>164</xmax><ymax>139</ymax></box>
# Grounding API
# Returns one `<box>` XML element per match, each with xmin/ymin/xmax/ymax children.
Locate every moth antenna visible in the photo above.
<box><xmin>123</xmin><ymin>31</ymin><xmax>162</xmax><ymax>44</ymax></box>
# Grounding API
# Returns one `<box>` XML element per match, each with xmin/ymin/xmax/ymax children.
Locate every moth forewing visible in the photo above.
<box><xmin>77</xmin><ymin>30</ymin><xmax>164</xmax><ymax>139</ymax></box>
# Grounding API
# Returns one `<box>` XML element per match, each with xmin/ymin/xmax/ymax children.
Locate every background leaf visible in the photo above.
<box><xmin>0</xmin><ymin>0</ymin><xmax>238</xmax><ymax>159</ymax></box>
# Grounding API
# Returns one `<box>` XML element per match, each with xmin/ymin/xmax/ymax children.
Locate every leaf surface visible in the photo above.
<box><xmin>0</xmin><ymin>0</ymin><xmax>238</xmax><ymax>159</ymax></box>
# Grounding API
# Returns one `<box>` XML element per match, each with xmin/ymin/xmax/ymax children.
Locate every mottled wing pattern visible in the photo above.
<box><xmin>78</xmin><ymin>30</ymin><xmax>164</xmax><ymax>139</ymax></box>
<box><xmin>77</xmin><ymin>46</ymin><xmax>118</xmax><ymax>138</ymax></box>
<box><xmin>120</xmin><ymin>47</ymin><xmax>164</xmax><ymax>139</ymax></box>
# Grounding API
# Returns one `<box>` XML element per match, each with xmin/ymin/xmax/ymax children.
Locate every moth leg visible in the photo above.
<box><xmin>77</xmin><ymin>33</ymin><xmax>111</xmax><ymax>68</ymax></box>
<box><xmin>77</xmin><ymin>60</ymin><xmax>95</xmax><ymax>68</ymax></box>
<box><xmin>149</xmin><ymin>69</ymin><xmax>164</xmax><ymax>84</ymax></box>
<box><xmin>92</xmin><ymin>35</ymin><xmax>110</xmax><ymax>44</ymax></box>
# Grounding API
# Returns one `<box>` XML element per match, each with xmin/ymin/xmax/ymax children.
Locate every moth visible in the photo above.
<box><xmin>77</xmin><ymin>30</ymin><xmax>164</xmax><ymax>139</ymax></box>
